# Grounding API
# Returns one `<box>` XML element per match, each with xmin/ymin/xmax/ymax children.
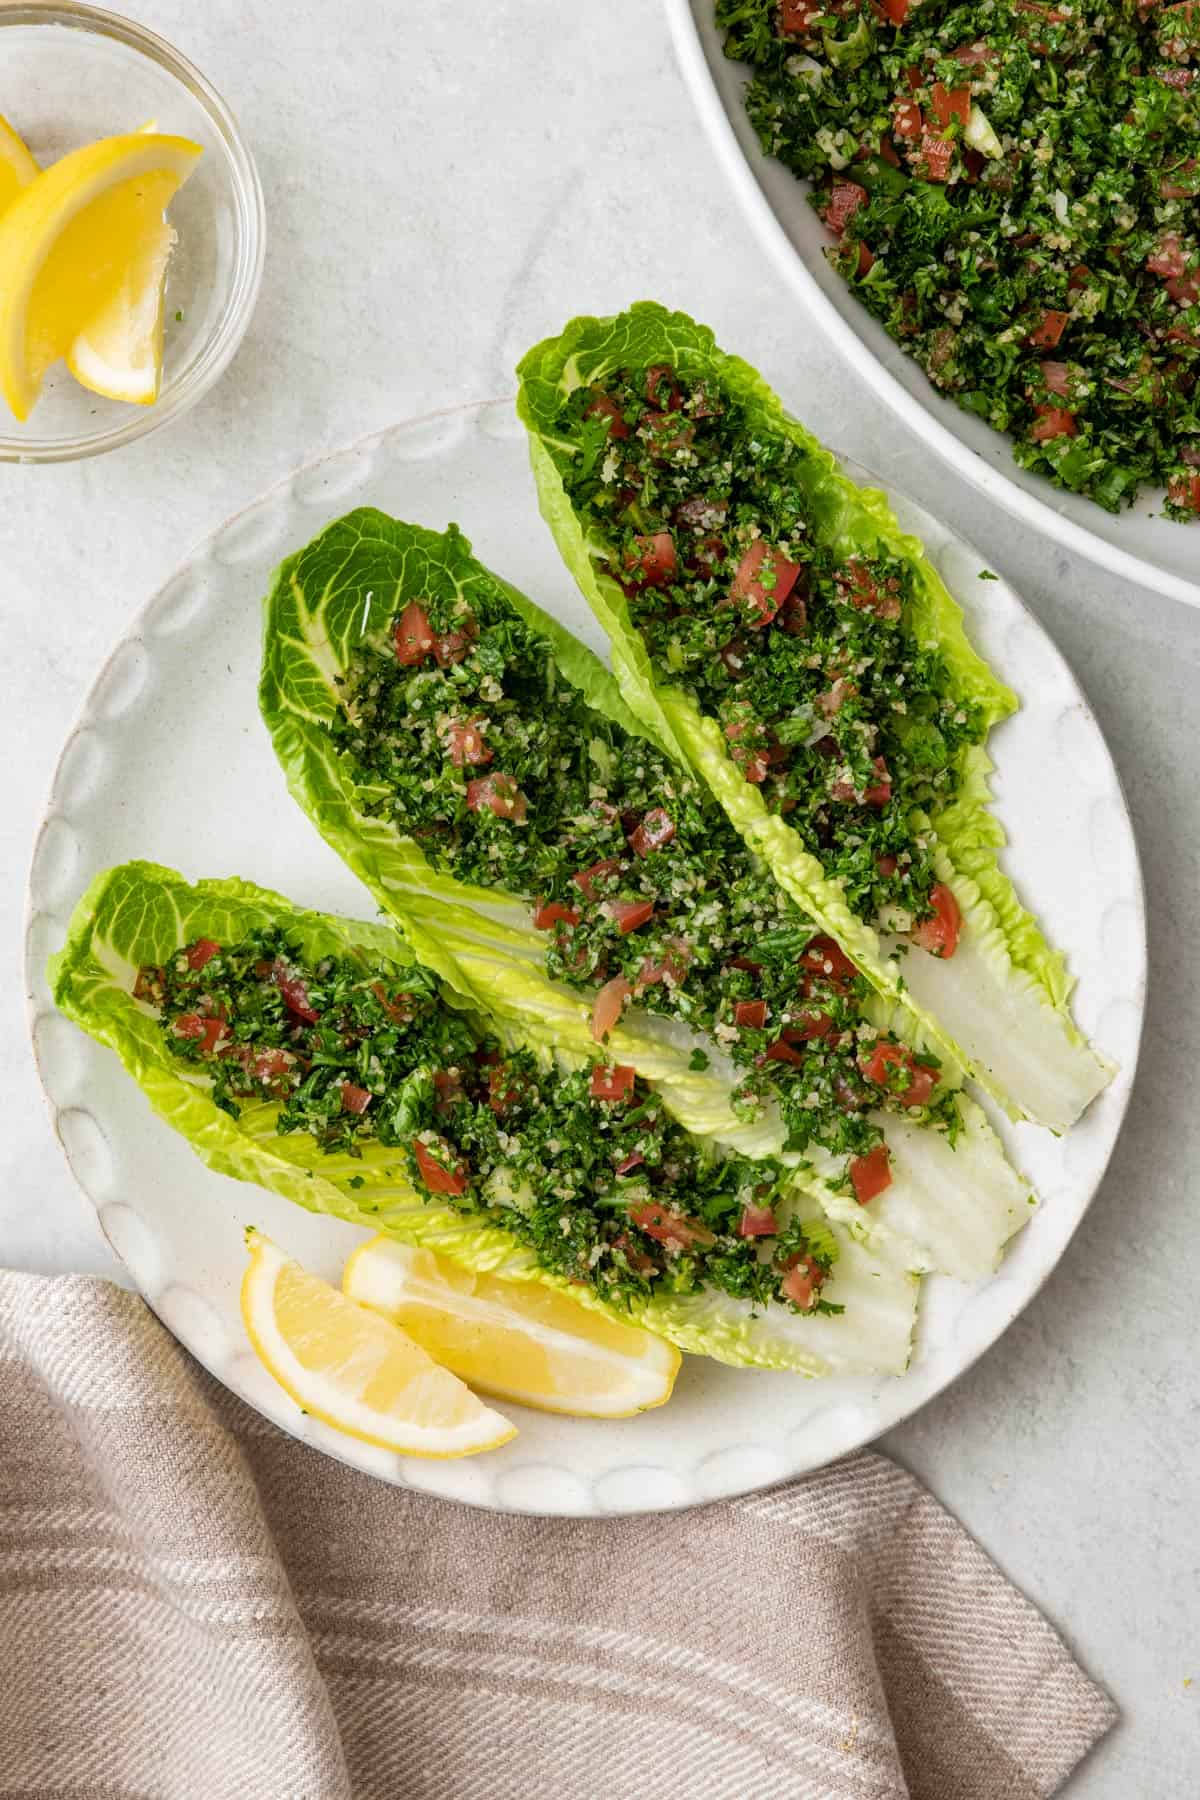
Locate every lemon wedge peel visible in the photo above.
<box><xmin>343</xmin><ymin>1236</ymin><xmax>681</xmax><ymax>1420</ymax></box>
<box><xmin>241</xmin><ymin>1229</ymin><xmax>517</xmax><ymax>1460</ymax></box>
<box><xmin>0</xmin><ymin>130</ymin><xmax>202</xmax><ymax>420</ymax></box>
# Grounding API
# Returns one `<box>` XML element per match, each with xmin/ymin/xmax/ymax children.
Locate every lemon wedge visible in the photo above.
<box><xmin>0</xmin><ymin>112</ymin><xmax>37</xmax><ymax>214</ymax></box>
<box><xmin>0</xmin><ymin>130</ymin><xmax>202</xmax><ymax>420</ymax></box>
<box><xmin>343</xmin><ymin>1237</ymin><xmax>681</xmax><ymax>1418</ymax></box>
<box><xmin>242</xmin><ymin>1229</ymin><xmax>517</xmax><ymax>1459</ymax></box>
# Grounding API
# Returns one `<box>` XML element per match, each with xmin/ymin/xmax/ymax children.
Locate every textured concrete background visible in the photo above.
<box><xmin>2</xmin><ymin>4</ymin><xmax>1196</xmax><ymax>1790</ymax></box>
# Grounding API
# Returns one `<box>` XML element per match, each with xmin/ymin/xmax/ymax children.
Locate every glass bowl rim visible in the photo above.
<box><xmin>0</xmin><ymin>0</ymin><xmax>266</xmax><ymax>465</ymax></box>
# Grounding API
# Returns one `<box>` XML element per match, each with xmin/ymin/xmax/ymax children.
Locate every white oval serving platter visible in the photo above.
<box><xmin>25</xmin><ymin>398</ymin><xmax>1145</xmax><ymax>1515</ymax></box>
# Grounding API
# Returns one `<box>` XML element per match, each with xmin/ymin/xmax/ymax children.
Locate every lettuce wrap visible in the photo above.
<box><xmin>48</xmin><ymin>860</ymin><xmax>919</xmax><ymax>1376</ymax></box>
<box><xmin>259</xmin><ymin>510</ymin><xmax>1032</xmax><ymax>1282</ymax></box>
<box><xmin>515</xmin><ymin>302</ymin><xmax>1113</xmax><ymax>1132</ymax></box>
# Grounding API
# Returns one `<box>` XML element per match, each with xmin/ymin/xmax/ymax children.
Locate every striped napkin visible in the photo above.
<box><xmin>0</xmin><ymin>1270</ymin><xmax>1114</xmax><ymax>1800</ymax></box>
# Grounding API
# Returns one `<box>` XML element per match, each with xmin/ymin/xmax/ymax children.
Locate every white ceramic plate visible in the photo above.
<box><xmin>25</xmin><ymin>399</ymin><xmax>1145</xmax><ymax>1516</ymax></box>
<box><xmin>666</xmin><ymin>0</ymin><xmax>1200</xmax><ymax>612</ymax></box>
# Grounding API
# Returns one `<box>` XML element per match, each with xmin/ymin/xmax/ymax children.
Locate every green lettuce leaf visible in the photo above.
<box><xmin>48</xmin><ymin>860</ymin><xmax>917</xmax><ymax>1376</ymax></box>
<box><xmin>515</xmin><ymin>301</ymin><xmax>1113</xmax><ymax>1130</ymax></box>
<box><xmin>259</xmin><ymin>510</ymin><xmax>1033</xmax><ymax>1279</ymax></box>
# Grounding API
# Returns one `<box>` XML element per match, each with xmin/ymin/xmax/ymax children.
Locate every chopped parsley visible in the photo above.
<box><xmin>719</xmin><ymin>0</ymin><xmax>1200</xmax><ymax>517</ymax></box>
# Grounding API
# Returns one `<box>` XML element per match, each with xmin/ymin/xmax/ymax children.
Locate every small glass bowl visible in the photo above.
<box><xmin>0</xmin><ymin>2</ymin><xmax>265</xmax><ymax>462</ymax></box>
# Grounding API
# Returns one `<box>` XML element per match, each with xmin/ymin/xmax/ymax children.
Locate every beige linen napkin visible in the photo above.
<box><xmin>0</xmin><ymin>1271</ymin><xmax>1114</xmax><ymax>1800</ymax></box>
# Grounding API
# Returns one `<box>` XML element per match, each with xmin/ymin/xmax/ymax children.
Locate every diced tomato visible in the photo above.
<box><xmin>628</xmin><ymin>807</ymin><xmax>676</xmax><ymax>857</ymax></box>
<box><xmin>910</xmin><ymin>882</ymin><xmax>961</xmax><ymax>958</ymax></box>
<box><xmin>433</xmin><ymin>617</ymin><xmax>476</xmax><ymax>668</ymax></box>
<box><xmin>644</xmin><ymin>412</ymin><xmax>695</xmax><ymax>457</ymax></box>
<box><xmin>816</xmin><ymin>677</ymin><xmax>854</xmax><ymax>717</ymax></box>
<box><xmin>930</xmin><ymin>82</ymin><xmax>971</xmax><ymax>130</ymax></box>
<box><xmin>1167</xmin><ymin>272</ymin><xmax>1200</xmax><ymax>305</ymax></box>
<box><xmin>412</xmin><ymin>1136</ymin><xmax>469</xmax><ymax>1196</ymax></box>
<box><xmin>615</xmin><ymin>1151</ymin><xmax>645</xmax><ymax>1177</ymax></box>
<box><xmin>800</xmin><ymin>935</ymin><xmax>859</xmax><ymax>993</ymax></box>
<box><xmin>624</xmin><ymin>531</ymin><xmax>677</xmax><ymax>589</ymax></box>
<box><xmin>859</xmin><ymin>1039</ymin><xmax>939</xmax><ymax>1105</ymax></box>
<box><xmin>574</xmin><ymin>856</ymin><xmax>622</xmax><ymax>901</ymax></box>
<box><xmin>634</xmin><ymin>939</ymin><xmax>692</xmax><ymax>994</ymax></box>
<box><xmin>133</xmin><ymin>965</ymin><xmax>163</xmax><ymax>1004</ymax></box>
<box><xmin>738</xmin><ymin>1202</ymin><xmax>778</xmax><ymax>1238</ymax></box>
<box><xmin>602</xmin><ymin>898</ymin><xmax>655</xmax><ymax>934</ymax></box>
<box><xmin>394</xmin><ymin>602</ymin><xmax>435</xmax><ymax>666</ymax></box>
<box><xmin>533</xmin><ymin>899</ymin><xmax>581</xmax><ymax>930</ymax></box>
<box><xmin>1030</xmin><ymin>405</ymin><xmax>1077</xmax><ymax>443</ymax></box>
<box><xmin>1027</xmin><ymin>310</ymin><xmax>1069</xmax><ymax>350</ymax></box>
<box><xmin>788</xmin><ymin>1009</ymin><xmax>833</xmax><ymax>1042</ymax></box>
<box><xmin>778</xmin><ymin>588</ymin><xmax>809</xmax><ymax>634</ymax></box>
<box><xmin>849</xmin><ymin>1145</ymin><xmax>893</xmax><ymax>1205</ymax></box>
<box><xmin>372</xmin><ymin>982</ymin><xmax>414</xmax><ymax>1024</ymax></box>
<box><xmin>854</xmin><ymin>242</ymin><xmax>876</xmax><ymax>277</ymax></box>
<box><xmin>591</xmin><ymin>975</ymin><xmax>632</xmax><ymax>1042</ymax></box>
<box><xmin>1148</xmin><ymin>232</ymin><xmax>1189</xmax><ymax>278</ymax></box>
<box><xmin>832</xmin><ymin>756</ymin><xmax>891</xmax><ymax>807</ymax></box>
<box><xmin>764</xmin><ymin>1036</ymin><xmax>805</xmax><ymax>1066</ymax></box>
<box><xmin>612</xmin><ymin>1231</ymin><xmax>658</xmax><ymax>1276</ymax></box>
<box><xmin>272</xmin><ymin>961</ymin><xmax>320</xmax><ymax>1023</ymax></box>
<box><xmin>876</xmin><ymin>853</ymin><xmax>899</xmax><ymax>878</ymax></box>
<box><xmin>590</xmin><ymin>1062</ymin><xmax>636</xmax><ymax>1103</ymax></box>
<box><xmin>917</xmin><ymin>132</ymin><xmax>954</xmax><ymax>182</ymax></box>
<box><xmin>1039</xmin><ymin>361</ymin><xmax>1072</xmax><ymax>398</ymax></box>
<box><xmin>878</xmin><ymin>0</ymin><xmax>910</xmax><ymax>22</ymax></box>
<box><xmin>718</xmin><ymin>638</ymin><xmax>750</xmax><ymax>680</ymax></box>
<box><xmin>1169</xmin><ymin>470</ymin><xmax>1200</xmax><ymax>511</ymax></box>
<box><xmin>952</xmin><ymin>39</ymin><xmax>993</xmax><ymax>62</ymax></box>
<box><xmin>778</xmin><ymin>0</ymin><xmax>820</xmax><ymax>33</ymax></box>
<box><xmin>893</xmin><ymin>97</ymin><xmax>923</xmax><ymax>142</ymax></box>
<box><xmin>835</xmin><ymin>558</ymin><xmax>902</xmax><ymax>621</ymax></box>
<box><xmin>731</xmin><ymin>541</ymin><xmax>803</xmax><ymax>626</ymax></box>
<box><xmin>1161</xmin><ymin>158</ymin><xmax>1199</xmax><ymax>198</ymax></box>
<box><xmin>341</xmin><ymin>1082</ymin><xmax>372</xmax><ymax>1115</ymax></box>
<box><xmin>433</xmin><ymin>1069</ymin><xmax>465</xmax><ymax>1113</ymax></box>
<box><xmin>780</xmin><ymin>1253</ymin><xmax>826</xmax><ymax>1310</ymax></box>
<box><xmin>465</xmin><ymin>773</ymin><xmax>527</xmax><ymax>822</ymax></box>
<box><xmin>645</xmin><ymin>364</ymin><xmax>683</xmax><ymax>411</ymax></box>
<box><xmin>446</xmin><ymin>720</ymin><xmax>492</xmax><ymax>767</ymax></box>
<box><xmin>825</xmin><ymin>180</ymin><xmax>868</xmax><ymax>235</ymax></box>
<box><xmin>725</xmin><ymin>721</ymin><xmax>770</xmax><ymax>784</ymax></box>
<box><xmin>173</xmin><ymin>1013</ymin><xmax>228</xmax><ymax>1055</ymax></box>
<box><xmin>185</xmin><ymin>938</ymin><xmax>220</xmax><ymax>971</ymax></box>
<box><xmin>585</xmin><ymin>389</ymin><xmax>630</xmax><ymax>440</ymax></box>
<box><xmin>628</xmin><ymin>1202</ymin><xmax>715</xmax><ymax>1252</ymax></box>
<box><xmin>1068</xmin><ymin>263</ymin><xmax>1091</xmax><ymax>292</ymax></box>
<box><xmin>1156</xmin><ymin>64</ymin><xmax>1196</xmax><ymax>89</ymax></box>
<box><xmin>734</xmin><ymin>999</ymin><xmax>767</xmax><ymax>1030</ymax></box>
<box><xmin>487</xmin><ymin>1063</ymin><xmax>525</xmax><ymax>1116</ymax></box>
<box><xmin>245</xmin><ymin>1047</ymin><xmax>294</xmax><ymax>1088</ymax></box>
<box><xmin>878</xmin><ymin>132</ymin><xmax>902</xmax><ymax>168</ymax></box>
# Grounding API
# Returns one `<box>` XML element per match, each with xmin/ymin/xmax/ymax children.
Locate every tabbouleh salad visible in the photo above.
<box><xmin>137</xmin><ymin>926</ymin><xmax>842</xmax><ymax>1315</ymax></box>
<box><xmin>718</xmin><ymin>0</ymin><xmax>1200</xmax><ymax>517</ymax></box>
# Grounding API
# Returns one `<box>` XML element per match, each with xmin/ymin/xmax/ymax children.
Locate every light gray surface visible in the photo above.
<box><xmin>1</xmin><ymin>1</ymin><xmax>1196</xmax><ymax>1791</ymax></box>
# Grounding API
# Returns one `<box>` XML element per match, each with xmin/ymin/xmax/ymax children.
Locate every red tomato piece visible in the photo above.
<box><xmin>1039</xmin><ymin>361</ymin><xmax>1071</xmax><ymax>398</ymax></box>
<box><xmin>952</xmin><ymin>39</ymin><xmax>992</xmax><ymax>62</ymax></box>
<box><xmin>800</xmin><ymin>935</ymin><xmax>859</xmax><ymax>992</ymax></box>
<box><xmin>533</xmin><ymin>899</ymin><xmax>581</xmax><ymax>930</ymax></box>
<box><xmin>628</xmin><ymin>1202</ymin><xmax>715</xmax><ymax>1251</ymax></box>
<box><xmin>725</xmin><ymin>721</ymin><xmax>770</xmax><ymax>784</ymax></box>
<box><xmin>645</xmin><ymin>364</ymin><xmax>683</xmax><ymax>411</ymax></box>
<box><xmin>272</xmin><ymin>961</ymin><xmax>320</xmax><ymax>1023</ymax></box>
<box><xmin>574</xmin><ymin>856</ymin><xmax>622</xmax><ymax>902</ymax></box>
<box><xmin>602</xmin><ymin>898</ymin><xmax>655</xmax><ymax>934</ymax></box>
<box><xmin>859</xmin><ymin>1039</ymin><xmax>939</xmax><ymax>1105</ymax></box>
<box><xmin>910</xmin><ymin>882</ymin><xmax>961</xmax><ymax>959</ymax></box>
<box><xmin>825</xmin><ymin>180</ymin><xmax>868</xmax><ymax>235</ymax></box>
<box><xmin>734</xmin><ymin>999</ymin><xmax>767</xmax><ymax>1030</ymax></box>
<box><xmin>465</xmin><ymin>773</ymin><xmax>527</xmax><ymax>822</ymax></box>
<box><xmin>1030</xmin><ymin>405</ymin><xmax>1078</xmax><ymax>442</ymax></box>
<box><xmin>412</xmin><ymin>1137</ymin><xmax>469</xmax><ymax>1196</ymax></box>
<box><xmin>585</xmin><ymin>389</ymin><xmax>630</xmax><ymax>440</ymax></box>
<box><xmin>876</xmin><ymin>853</ymin><xmax>898</xmax><ymax>877</ymax></box>
<box><xmin>185</xmin><ymin>938</ymin><xmax>220</xmax><ymax>971</ymax></box>
<box><xmin>778</xmin><ymin>0</ymin><xmax>820</xmax><ymax>32</ymax></box>
<box><xmin>1148</xmin><ymin>232</ymin><xmax>1189</xmax><ymax>278</ymax></box>
<box><xmin>624</xmin><ymin>530</ymin><xmax>677</xmax><ymax>589</ymax></box>
<box><xmin>864</xmin><ymin>757</ymin><xmax>893</xmax><ymax>807</ymax></box>
<box><xmin>878</xmin><ymin>132</ymin><xmax>902</xmax><ymax>168</ymax></box>
<box><xmin>371</xmin><ymin>983</ymin><xmax>414</xmax><ymax>1024</ymax></box>
<box><xmin>788</xmin><ymin>1010</ymin><xmax>833</xmax><ymax>1042</ymax></box>
<box><xmin>780</xmin><ymin>1254</ymin><xmax>826</xmax><ymax>1310</ymax></box>
<box><xmin>764</xmin><ymin>1036</ymin><xmax>805</xmax><ymax>1066</ymax></box>
<box><xmin>917</xmin><ymin>133</ymin><xmax>954</xmax><ymax>181</ymax></box>
<box><xmin>850</xmin><ymin>1145</ymin><xmax>893</xmax><ymax>1205</ymax></box>
<box><xmin>487</xmin><ymin>1063</ymin><xmax>525</xmax><ymax>1116</ymax></box>
<box><xmin>930</xmin><ymin>82</ymin><xmax>971</xmax><ymax>130</ymax></box>
<box><xmin>629</xmin><ymin>807</ymin><xmax>676</xmax><ymax>857</ymax></box>
<box><xmin>173</xmin><ymin>1013</ymin><xmax>228</xmax><ymax>1055</ymax></box>
<box><xmin>1027</xmin><ymin>309</ymin><xmax>1069</xmax><ymax>349</ymax></box>
<box><xmin>433</xmin><ymin>617</ymin><xmax>476</xmax><ymax>668</ymax></box>
<box><xmin>634</xmin><ymin>939</ymin><xmax>692</xmax><ymax>994</ymax></box>
<box><xmin>394</xmin><ymin>602</ymin><xmax>435</xmax><ymax>666</ymax></box>
<box><xmin>446</xmin><ymin>720</ymin><xmax>492</xmax><ymax>767</ymax></box>
<box><xmin>246</xmin><ymin>1047</ymin><xmax>294</xmax><ymax>1088</ymax></box>
<box><xmin>591</xmin><ymin>975</ymin><xmax>632</xmax><ymax>1043</ymax></box>
<box><xmin>893</xmin><ymin>97</ymin><xmax>923</xmax><ymax>142</ymax></box>
<box><xmin>738</xmin><ymin>1202</ymin><xmax>778</xmax><ymax>1238</ymax></box>
<box><xmin>615</xmin><ymin>1151</ymin><xmax>645</xmax><ymax>1177</ymax></box>
<box><xmin>589</xmin><ymin>1062</ymin><xmax>636</xmax><ymax>1103</ymax></box>
<box><xmin>433</xmin><ymin>1070</ymin><xmax>464</xmax><ymax>1113</ymax></box>
<box><xmin>854</xmin><ymin>242</ymin><xmax>876</xmax><ymax>277</ymax></box>
<box><xmin>1169</xmin><ymin>471</ymin><xmax>1200</xmax><ymax>511</ymax></box>
<box><xmin>341</xmin><ymin>1082</ymin><xmax>372</xmax><ymax>1115</ymax></box>
<box><xmin>1167</xmin><ymin>272</ymin><xmax>1200</xmax><ymax>305</ymax></box>
<box><xmin>731</xmin><ymin>541</ymin><xmax>803</xmax><ymax>626</ymax></box>
<box><xmin>878</xmin><ymin>0</ymin><xmax>910</xmax><ymax>21</ymax></box>
<box><xmin>835</xmin><ymin>558</ymin><xmax>902</xmax><ymax>620</ymax></box>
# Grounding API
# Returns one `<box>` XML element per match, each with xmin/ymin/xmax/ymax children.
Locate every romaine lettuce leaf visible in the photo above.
<box><xmin>515</xmin><ymin>301</ymin><xmax>1113</xmax><ymax>1130</ymax></box>
<box><xmin>259</xmin><ymin>510</ymin><xmax>1034</xmax><ymax>1280</ymax></box>
<box><xmin>48</xmin><ymin>860</ymin><xmax>917</xmax><ymax>1376</ymax></box>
